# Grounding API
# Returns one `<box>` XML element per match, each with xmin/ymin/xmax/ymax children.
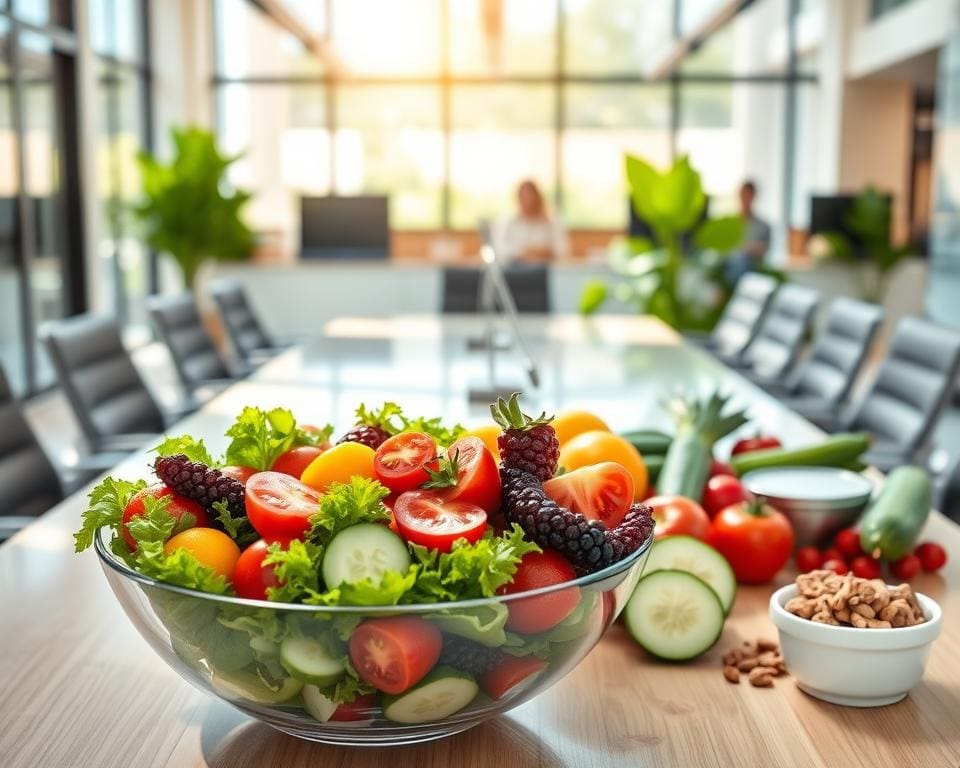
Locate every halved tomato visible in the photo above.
<box><xmin>439</xmin><ymin>436</ymin><xmax>501</xmax><ymax>514</ymax></box>
<box><xmin>392</xmin><ymin>489</ymin><xmax>488</xmax><ymax>552</ymax></box>
<box><xmin>271</xmin><ymin>446</ymin><xmax>325</xmax><ymax>479</ymax></box>
<box><xmin>245</xmin><ymin>471</ymin><xmax>322</xmax><ymax>542</ymax></box>
<box><xmin>542</xmin><ymin>462</ymin><xmax>633</xmax><ymax>529</ymax></box>
<box><xmin>348</xmin><ymin>617</ymin><xmax>442</xmax><ymax>695</ymax></box>
<box><xmin>480</xmin><ymin>655</ymin><xmax>547</xmax><ymax>700</ymax></box>
<box><xmin>373</xmin><ymin>431</ymin><xmax>438</xmax><ymax>494</ymax></box>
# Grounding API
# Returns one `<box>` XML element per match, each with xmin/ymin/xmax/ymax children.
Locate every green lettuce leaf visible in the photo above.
<box><xmin>74</xmin><ymin>476</ymin><xmax>148</xmax><ymax>552</ymax></box>
<box><xmin>312</xmin><ymin>668</ymin><xmax>376</xmax><ymax>705</ymax></box>
<box><xmin>305</xmin><ymin>477</ymin><xmax>391</xmax><ymax>548</ymax></box>
<box><xmin>211</xmin><ymin>499</ymin><xmax>259</xmax><ymax>548</ymax></box>
<box><xmin>398</xmin><ymin>415</ymin><xmax>466</xmax><ymax>447</ymax></box>
<box><xmin>313</xmin><ymin>567</ymin><xmax>419</xmax><ymax>607</ymax></box>
<box><xmin>264</xmin><ymin>539</ymin><xmax>325</xmax><ymax>604</ymax></box>
<box><xmin>224</xmin><ymin>406</ymin><xmax>301</xmax><ymax>471</ymax></box>
<box><xmin>296</xmin><ymin>423</ymin><xmax>334</xmax><ymax>447</ymax></box>
<box><xmin>153</xmin><ymin>434</ymin><xmax>217</xmax><ymax>465</ymax></box>
<box><xmin>134</xmin><ymin>538</ymin><xmax>231</xmax><ymax>595</ymax></box>
<box><xmin>427</xmin><ymin>604</ymin><xmax>510</xmax><ymax>647</ymax></box>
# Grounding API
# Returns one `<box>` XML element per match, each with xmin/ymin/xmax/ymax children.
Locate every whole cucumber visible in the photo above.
<box><xmin>657</xmin><ymin>433</ymin><xmax>711</xmax><ymax>500</ymax></box>
<box><xmin>644</xmin><ymin>453</ymin><xmax>665</xmax><ymax>484</ymax></box>
<box><xmin>858</xmin><ymin>466</ymin><xmax>932</xmax><ymax>561</ymax></box>
<box><xmin>730</xmin><ymin>433</ymin><xmax>871</xmax><ymax>476</ymax></box>
<box><xmin>619</xmin><ymin>429</ymin><xmax>672</xmax><ymax>456</ymax></box>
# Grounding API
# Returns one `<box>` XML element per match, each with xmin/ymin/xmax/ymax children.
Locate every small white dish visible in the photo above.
<box><xmin>769</xmin><ymin>584</ymin><xmax>943</xmax><ymax>707</ymax></box>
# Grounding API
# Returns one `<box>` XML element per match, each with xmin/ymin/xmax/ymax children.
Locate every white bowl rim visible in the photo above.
<box><xmin>769</xmin><ymin>583</ymin><xmax>943</xmax><ymax>650</ymax></box>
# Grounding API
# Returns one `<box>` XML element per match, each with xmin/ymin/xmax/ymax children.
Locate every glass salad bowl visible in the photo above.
<box><xmin>95</xmin><ymin>525</ymin><xmax>652</xmax><ymax>747</ymax></box>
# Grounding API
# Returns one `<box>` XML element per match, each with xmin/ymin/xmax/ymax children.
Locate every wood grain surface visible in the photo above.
<box><xmin>2</xmin><ymin>315</ymin><xmax>958</xmax><ymax>767</ymax></box>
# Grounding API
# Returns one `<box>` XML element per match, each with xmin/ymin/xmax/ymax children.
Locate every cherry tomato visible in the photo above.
<box><xmin>271</xmin><ymin>446</ymin><xmax>325</xmax><ymax>479</ymax></box>
<box><xmin>392</xmin><ymin>490</ymin><xmax>488</xmax><ymax>552</ymax></box>
<box><xmin>439</xmin><ymin>436</ymin><xmax>502</xmax><ymax>514</ymax></box>
<box><xmin>914</xmin><ymin>542</ymin><xmax>947</xmax><ymax>572</ymax></box>
<box><xmin>795</xmin><ymin>546</ymin><xmax>824</xmax><ymax>573</ymax></box>
<box><xmin>543</xmin><ymin>461</ymin><xmax>634</xmax><ymax>529</ymax></box>
<box><xmin>822</xmin><ymin>558</ymin><xmax>849</xmax><ymax>575</ymax></box>
<box><xmin>480</xmin><ymin>655</ymin><xmax>547</xmax><ymax>700</ymax></box>
<box><xmin>122</xmin><ymin>484</ymin><xmax>208</xmax><ymax>551</ymax></box>
<box><xmin>646</xmin><ymin>495</ymin><xmax>710</xmax><ymax>540</ymax></box>
<box><xmin>245</xmin><ymin>471</ymin><xmax>322</xmax><ymax>542</ymax></box>
<box><xmin>233</xmin><ymin>539</ymin><xmax>282</xmax><ymax>600</ymax></box>
<box><xmin>373</xmin><ymin>431</ymin><xmax>438</xmax><ymax>494</ymax></box>
<box><xmin>498</xmin><ymin>550</ymin><xmax>580</xmax><ymax>634</ymax></box>
<box><xmin>348</xmin><ymin>617</ymin><xmax>442</xmax><ymax>694</ymax></box>
<box><xmin>330</xmin><ymin>693</ymin><xmax>377</xmax><ymax>721</ymax></box>
<box><xmin>730</xmin><ymin>435</ymin><xmax>782</xmax><ymax>456</ymax></box>
<box><xmin>702</xmin><ymin>475</ymin><xmax>748</xmax><ymax>518</ymax></box>
<box><xmin>709</xmin><ymin>459</ymin><xmax>735</xmax><ymax>478</ymax></box>
<box><xmin>707</xmin><ymin>500</ymin><xmax>794</xmax><ymax>584</ymax></box>
<box><xmin>822</xmin><ymin>546</ymin><xmax>845</xmax><ymax>564</ymax></box>
<box><xmin>834</xmin><ymin>528</ymin><xmax>862</xmax><ymax>558</ymax></box>
<box><xmin>220</xmin><ymin>465</ymin><xmax>256</xmax><ymax>485</ymax></box>
<box><xmin>163</xmin><ymin>528</ymin><xmax>241</xmax><ymax>579</ymax></box>
<box><xmin>889</xmin><ymin>553</ymin><xmax>921</xmax><ymax>581</ymax></box>
<box><xmin>850</xmin><ymin>555</ymin><xmax>882</xmax><ymax>580</ymax></box>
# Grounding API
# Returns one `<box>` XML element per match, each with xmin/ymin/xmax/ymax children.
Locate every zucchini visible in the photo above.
<box><xmin>658</xmin><ymin>393</ymin><xmax>747</xmax><ymax>500</ymax></box>
<box><xmin>859</xmin><ymin>466</ymin><xmax>932</xmax><ymax>560</ymax></box>
<box><xmin>730</xmin><ymin>433</ymin><xmax>870</xmax><ymax>476</ymax></box>
<box><xmin>644</xmin><ymin>454</ymin><xmax>665</xmax><ymax>484</ymax></box>
<box><xmin>620</xmin><ymin>429</ymin><xmax>672</xmax><ymax>456</ymax></box>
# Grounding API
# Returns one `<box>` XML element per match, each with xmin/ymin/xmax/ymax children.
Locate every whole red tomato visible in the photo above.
<box><xmin>702</xmin><ymin>475</ymin><xmax>748</xmax><ymax>518</ymax></box>
<box><xmin>646</xmin><ymin>495</ymin><xmax>711</xmax><ymax>540</ymax></box>
<box><xmin>730</xmin><ymin>435</ymin><xmax>782</xmax><ymax>456</ymax></box>
<box><xmin>707</xmin><ymin>500</ymin><xmax>794</xmax><ymax>583</ymax></box>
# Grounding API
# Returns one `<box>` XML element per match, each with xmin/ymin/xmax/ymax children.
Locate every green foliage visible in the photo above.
<box><xmin>306</xmin><ymin>478</ymin><xmax>392</xmax><ymax>548</ymax></box>
<box><xmin>581</xmin><ymin>154</ymin><xmax>746</xmax><ymax>329</ymax></box>
<box><xmin>224</xmin><ymin>406</ymin><xmax>301</xmax><ymax>472</ymax></box>
<box><xmin>153</xmin><ymin>434</ymin><xmax>217</xmax><ymax>466</ymax></box>
<box><xmin>134</xmin><ymin>126</ymin><xmax>254</xmax><ymax>287</ymax></box>
<box><xmin>819</xmin><ymin>185</ymin><xmax>913</xmax><ymax>301</ymax></box>
<box><xmin>74</xmin><ymin>477</ymin><xmax>147</xmax><ymax>552</ymax></box>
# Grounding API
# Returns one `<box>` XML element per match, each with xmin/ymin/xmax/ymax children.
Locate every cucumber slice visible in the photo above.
<box><xmin>302</xmin><ymin>685</ymin><xmax>339</xmax><ymax>723</ymax></box>
<box><xmin>322</xmin><ymin>523</ymin><xmax>411</xmax><ymax>588</ymax></box>
<box><xmin>624</xmin><ymin>570</ymin><xmax>724</xmax><ymax>661</ymax></box>
<box><xmin>280</xmin><ymin>636</ymin><xmax>346</xmax><ymax>686</ymax></box>
<box><xmin>210</xmin><ymin>668</ymin><xmax>303</xmax><ymax>705</ymax></box>
<box><xmin>382</xmin><ymin>666</ymin><xmax>478</xmax><ymax>724</ymax></box>
<box><xmin>643</xmin><ymin>535</ymin><xmax>736</xmax><ymax>614</ymax></box>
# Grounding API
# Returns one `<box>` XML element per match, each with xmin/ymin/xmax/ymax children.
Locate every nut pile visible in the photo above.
<box><xmin>721</xmin><ymin>639</ymin><xmax>787</xmax><ymax>687</ymax></box>
<box><xmin>785</xmin><ymin>570</ymin><xmax>926</xmax><ymax>628</ymax></box>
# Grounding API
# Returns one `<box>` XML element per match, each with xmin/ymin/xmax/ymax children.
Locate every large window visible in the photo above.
<box><xmin>213</xmin><ymin>0</ymin><xmax>816</xmax><ymax>244</ymax></box>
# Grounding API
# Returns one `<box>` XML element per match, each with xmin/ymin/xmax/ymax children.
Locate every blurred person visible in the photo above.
<box><xmin>726</xmin><ymin>179</ymin><xmax>771</xmax><ymax>283</ymax></box>
<box><xmin>496</xmin><ymin>180</ymin><xmax>570</xmax><ymax>263</ymax></box>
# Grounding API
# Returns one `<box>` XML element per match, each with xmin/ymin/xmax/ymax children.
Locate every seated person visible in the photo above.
<box><xmin>726</xmin><ymin>179</ymin><xmax>771</xmax><ymax>283</ymax></box>
<box><xmin>496</xmin><ymin>180</ymin><xmax>570</xmax><ymax>263</ymax></box>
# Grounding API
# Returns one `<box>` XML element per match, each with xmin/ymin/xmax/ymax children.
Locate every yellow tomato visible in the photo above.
<box><xmin>164</xmin><ymin>528</ymin><xmax>241</xmax><ymax>579</ymax></box>
<box><xmin>463</xmin><ymin>424</ymin><xmax>501</xmax><ymax>461</ymax></box>
<box><xmin>300</xmin><ymin>441</ymin><xmax>376</xmax><ymax>492</ymax></box>
<box><xmin>551</xmin><ymin>410</ymin><xmax>610</xmax><ymax>446</ymax></box>
<box><xmin>558</xmin><ymin>430</ymin><xmax>648</xmax><ymax>500</ymax></box>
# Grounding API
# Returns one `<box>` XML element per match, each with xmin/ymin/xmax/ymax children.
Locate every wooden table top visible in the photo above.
<box><xmin>2</xmin><ymin>314</ymin><xmax>958</xmax><ymax>768</ymax></box>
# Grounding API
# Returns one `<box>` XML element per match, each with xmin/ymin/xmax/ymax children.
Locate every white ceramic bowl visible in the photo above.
<box><xmin>769</xmin><ymin>584</ymin><xmax>943</xmax><ymax>707</ymax></box>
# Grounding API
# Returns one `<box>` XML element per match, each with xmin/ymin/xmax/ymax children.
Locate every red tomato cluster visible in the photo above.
<box><xmin>794</xmin><ymin>527</ymin><xmax>948</xmax><ymax>581</ymax></box>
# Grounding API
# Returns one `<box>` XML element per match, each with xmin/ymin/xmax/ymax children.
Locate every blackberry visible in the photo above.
<box><xmin>336</xmin><ymin>402</ymin><xmax>400</xmax><ymax>449</ymax></box>
<box><xmin>491</xmin><ymin>393</ymin><xmax>560</xmax><ymax>481</ymax></box>
<box><xmin>439</xmin><ymin>637</ymin><xmax>502</xmax><ymax>677</ymax></box>
<box><xmin>607</xmin><ymin>503</ymin><xmax>655</xmax><ymax>563</ymax></box>
<box><xmin>501</xmin><ymin>468</ymin><xmax>612</xmax><ymax>572</ymax></box>
<box><xmin>155</xmin><ymin>454</ymin><xmax>249</xmax><ymax>535</ymax></box>
<box><xmin>337</xmin><ymin>424</ymin><xmax>390</xmax><ymax>450</ymax></box>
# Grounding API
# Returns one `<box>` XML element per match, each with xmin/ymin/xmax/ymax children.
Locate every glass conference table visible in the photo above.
<box><xmin>2</xmin><ymin>314</ymin><xmax>958</xmax><ymax>768</ymax></box>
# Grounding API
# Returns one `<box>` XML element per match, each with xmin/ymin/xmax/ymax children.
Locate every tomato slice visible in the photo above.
<box><xmin>440</xmin><ymin>436</ymin><xmax>501</xmax><ymax>514</ymax></box>
<box><xmin>245</xmin><ymin>471</ymin><xmax>322</xmax><ymax>541</ymax></box>
<box><xmin>373</xmin><ymin>431</ymin><xmax>438</xmax><ymax>494</ymax></box>
<box><xmin>330</xmin><ymin>693</ymin><xmax>378</xmax><ymax>721</ymax></box>
<box><xmin>348</xmin><ymin>617</ymin><xmax>442</xmax><ymax>695</ymax></box>
<box><xmin>542</xmin><ymin>461</ymin><xmax>633</xmax><ymax>529</ymax></box>
<box><xmin>271</xmin><ymin>446</ymin><xmax>325</xmax><ymax>479</ymax></box>
<box><xmin>480</xmin><ymin>655</ymin><xmax>547</xmax><ymax>700</ymax></box>
<box><xmin>233</xmin><ymin>539</ymin><xmax>283</xmax><ymax>600</ymax></box>
<box><xmin>393</xmin><ymin>489</ymin><xmax>488</xmax><ymax>552</ymax></box>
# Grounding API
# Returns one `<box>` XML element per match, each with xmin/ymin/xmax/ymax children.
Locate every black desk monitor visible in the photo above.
<box><xmin>300</xmin><ymin>195</ymin><xmax>389</xmax><ymax>260</ymax></box>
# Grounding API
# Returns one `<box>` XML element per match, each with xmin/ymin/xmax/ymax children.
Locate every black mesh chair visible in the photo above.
<box><xmin>0</xmin><ymin>364</ymin><xmax>64</xmax><ymax>541</ymax></box>
<box><xmin>441</xmin><ymin>265</ymin><xmax>550</xmax><ymax>314</ymax></box>
<box><xmin>689</xmin><ymin>272</ymin><xmax>778</xmax><ymax>358</ymax></box>
<box><xmin>773</xmin><ymin>298</ymin><xmax>884</xmax><ymax>424</ymax></box>
<box><xmin>837</xmin><ymin>316</ymin><xmax>960</xmax><ymax>471</ymax></box>
<box><xmin>736</xmin><ymin>283</ymin><xmax>820</xmax><ymax>381</ymax></box>
<box><xmin>40</xmin><ymin>314</ymin><xmax>172</xmax><ymax>453</ymax></box>
<box><xmin>147</xmin><ymin>293</ymin><xmax>237</xmax><ymax>395</ymax></box>
<box><xmin>441</xmin><ymin>268</ymin><xmax>483</xmax><ymax>313</ymax></box>
<box><xmin>210</xmin><ymin>279</ymin><xmax>288</xmax><ymax>366</ymax></box>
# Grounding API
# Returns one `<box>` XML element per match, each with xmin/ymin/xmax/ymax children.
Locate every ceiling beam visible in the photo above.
<box><xmin>246</xmin><ymin>0</ymin><xmax>340</xmax><ymax>73</ymax></box>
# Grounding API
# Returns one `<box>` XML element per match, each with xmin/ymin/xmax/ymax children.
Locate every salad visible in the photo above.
<box><xmin>77</xmin><ymin>395</ymin><xmax>653</xmax><ymax>725</ymax></box>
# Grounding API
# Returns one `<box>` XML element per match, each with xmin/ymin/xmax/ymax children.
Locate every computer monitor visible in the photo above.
<box><xmin>809</xmin><ymin>194</ymin><xmax>891</xmax><ymax>254</ymax></box>
<box><xmin>628</xmin><ymin>196</ymin><xmax>710</xmax><ymax>246</ymax></box>
<box><xmin>300</xmin><ymin>196</ymin><xmax>390</xmax><ymax>260</ymax></box>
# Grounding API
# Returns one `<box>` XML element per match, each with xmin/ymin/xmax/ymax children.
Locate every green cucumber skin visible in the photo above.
<box><xmin>858</xmin><ymin>466</ymin><xmax>932</xmax><ymax>560</ymax></box>
<box><xmin>658</xmin><ymin>433</ymin><xmax>711</xmax><ymax>500</ymax></box>
<box><xmin>620</xmin><ymin>430</ymin><xmax>672</xmax><ymax>456</ymax></box>
<box><xmin>730</xmin><ymin>433</ymin><xmax>870</xmax><ymax>476</ymax></box>
<box><xmin>381</xmin><ymin>666</ymin><xmax>478</xmax><ymax>724</ymax></box>
<box><xmin>644</xmin><ymin>454</ymin><xmax>665</xmax><ymax>484</ymax></box>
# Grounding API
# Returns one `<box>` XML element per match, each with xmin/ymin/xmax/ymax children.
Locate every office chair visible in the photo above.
<box><xmin>441</xmin><ymin>265</ymin><xmax>550</xmax><ymax>314</ymax></box>
<box><xmin>209</xmin><ymin>279</ymin><xmax>289</xmax><ymax>366</ymax></box>
<box><xmin>688</xmin><ymin>272</ymin><xmax>778</xmax><ymax>358</ymax></box>
<box><xmin>736</xmin><ymin>283</ymin><xmax>820</xmax><ymax>381</ymax></box>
